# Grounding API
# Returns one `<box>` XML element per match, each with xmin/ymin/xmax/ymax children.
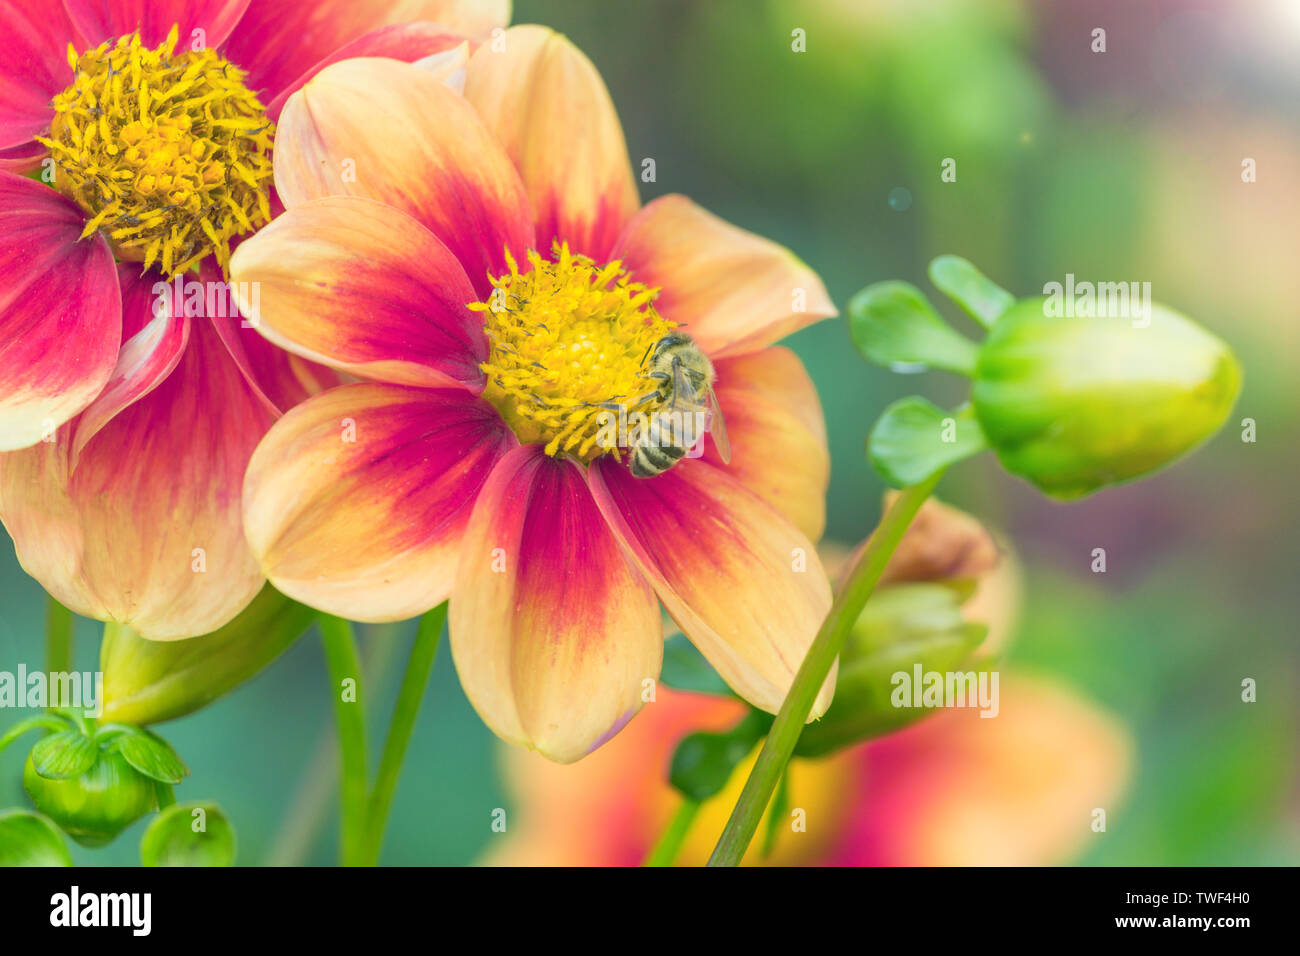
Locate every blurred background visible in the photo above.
<box><xmin>2</xmin><ymin>0</ymin><xmax>1296</xmax><ymax>864</ymax></box>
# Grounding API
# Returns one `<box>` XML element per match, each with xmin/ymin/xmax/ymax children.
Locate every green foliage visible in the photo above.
<box><xmin>848</xmin><ymin>281</ymin><xmax>979</xmax><ymax>375</ymax></box>
<box><xmin>868</xmin><ymin>397</ymin><xmax>988</xmax><ymax>487</ymax></box>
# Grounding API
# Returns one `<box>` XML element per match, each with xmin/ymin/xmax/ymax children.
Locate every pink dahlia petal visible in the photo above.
<box><xmin>589</xmin><ymin>455</ymin><xmax>836</xmax><ymax>718</ymax></box>
<box><xmin>0</xmin><ymin>0</ymin><xmax>82</xmax><ymax>149</ymax></box>
<box><xmin>0</xmin><ymin>319</ymin><xmax>270</xmax><ymax>638</ymax></box>
<box><xmin>229</xmin><ymin>195</ymin><xmax>488</xmax><ymax>391</ymax></box>
<box><xmin>64</xmin><ymin>0</ymin><xmax>251</xmax><ymax>48</ymax></box>
<box><xmin>0</xmin><ymin>172</ymin><xmax>120</xmax><ymax>451</ymax></box>
<box><xmin>222</xmin><ymin>0</ymin><xmax>508</xmax><ymax>101</ymax></box>
<box><xmin>273</xmin><ymin>57</ymin><xmax>534</xmax><ymax>299</ymax></box>
<box><xmin>449</xmin><ymin>445</ymin><xmax>663</xmax><ymax>763</ymax></box>
<box><xmin>69</xmin><ymin>264</ymin><xmax>191</xmax><ymax>468</ymax></box>
<box><xmin>242</xmin><ymin>383</ymin><xmax>513</xmax><ymax>621</ymax></box>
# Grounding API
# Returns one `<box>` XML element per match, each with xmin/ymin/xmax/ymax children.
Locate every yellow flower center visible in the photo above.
<box><xmin>471</xmin><ymin>242</ymin><xmax>677</xmax><ymax>461</ymax></box>
<box><xmin>39</xmin><ymin>24</ymin><xmax>274</xmax><ymax>277</ymax></box>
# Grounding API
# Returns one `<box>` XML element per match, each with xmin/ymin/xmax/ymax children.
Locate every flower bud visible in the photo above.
<box><xmin>101</xmin><ymin>585</ymin><xmax>314</xmax><ymax>725</ymax></box>
<box><xmin>972</xmin><ymin>299</ymin><xmax>1241</xmax><ymax>499</ymax></box>
<box><xmin>795</xmin><ymin>583</ymin><xmax>986</xmax><ymax>757</ymax></box>
<box><xmin>24</xmin><ymin>750</ymin><xmax>158</xmax><ymax>847</ymax></box>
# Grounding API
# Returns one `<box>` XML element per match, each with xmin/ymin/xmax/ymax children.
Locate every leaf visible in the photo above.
<box><xmin>668</xmin><ymin>711</ymin><xmax>771</xmax><ymax>802</ymax></box>
<box><xmin>30</xmin><ymin>731</ymin><xmax>98</xmax><ymax>780</ymax></box>
<box><xmin>659</xmin><ymin>633</ymin><xmax>736</xmax><ymax>698</ymax></box>
<box><xmin>848</xmin><ymin>280</ymin><xmax>978</xmax><ymax>375</ymax></box>
<box><xmin>868</xmin><ymin>397</ymin><xmax>988</xmax><ymax>487</ymax></box>
<box><xmin>115</xmin><ymin>731</ymin><xmax>187</xmax><ymax>784</ymax></box>
<box><xmin>0</xmin><ymin>810</ymin><xmax>74</xmax><ymax>867</ymax></box>
<box><xmin>140</xmin><ymin>802</ymin><xmax>235</xmax><ymax>867</ymax></box>
<box><xmin>928</xmin><ymin>255</ymin><xmax>1015</xmax><ymax>329</ymax></box>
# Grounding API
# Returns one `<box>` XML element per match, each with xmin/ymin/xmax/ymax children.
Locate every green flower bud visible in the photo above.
<box><xmin>101</xmin><ymin>585</ymin><xmax>314</xmax><ymax>725</ymax></box>
<box><xmin>795</xmin><ymin>583</ymin><xmax>986</xmax><ymax>757</ymax></box>
<box><xmin>972</xmin><ymin>299</ymin><xmax>1241</xmax><ymax>499</ymax></box>
<box><xmin>141</xmin><ymin>802</ymin><xmax>236</xmax><ymax>867</ymax></box>
<box><xmin>24</xmin><ymin>750</ymin><xmax>158</xmax><ymax>847</ymax></box>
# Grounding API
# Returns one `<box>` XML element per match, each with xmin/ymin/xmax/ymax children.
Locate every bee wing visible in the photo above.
<box><xmin>670</xmin><ymin>355</ymin><xmax>731</xmax><ymax>464</ymax></box>
<box><xmin>704</xmin><ymin>381</ymin><xmax>731</xmax><ymax>464</ymax></box>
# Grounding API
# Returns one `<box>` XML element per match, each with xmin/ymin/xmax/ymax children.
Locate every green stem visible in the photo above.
<box><xmin>319</xmin><ymin>614</ymin><xmax>366</xmax><ymax>867</ymax></box>
<box><xmin>707</xmin><ymin>472</ymin><xmax>943</xmax><ymax>866</ymax></box>
<box><xmin>645</xmin><ymin>798</ymin><xmax>701</xmax><ymax>867</ymax></box>
<box><xmin>360</xmin><ymin>605</ymin><xmax>446</xmax><ymax>866</ymax></box>
<box><xmin>45</xmin><ymin>596</ymin><xmax>74</xmax><ymax>677</ymax></box>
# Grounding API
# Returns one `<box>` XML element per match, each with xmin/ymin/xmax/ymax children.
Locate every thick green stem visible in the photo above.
<box><xmin>644</xmin><ymin>798</ymin><xmax>701</xmax><ymax>867</ymax></box>
<box><xmin>45</xmin><ymin>596</ymin><xmax>74</xmax><ymax>678</ymax></box>
<box><xmin>707</xmin><ymin>473</ymin><xmax>943</xmax><ymax>866</ymax></box>
<box><xmin>360</xmin><ymin>605</ymin><xmax>446</xmax><ymax>866</ymax></box>
<box><xmin>319</xmin><ymin>614</ymin><xmax>366</xmax><ymax>867</ymax></box>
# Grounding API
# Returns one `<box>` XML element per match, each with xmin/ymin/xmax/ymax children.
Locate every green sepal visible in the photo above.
<box><xmin>795</xmin><ymin>583</ymin><xmax>987</xmax><ymax>758</ymax></box>
<box><xmin>112</xmin><ymin>730</ymin><xmax>188</xmax><ymax>784</ymax></box>
<box><xmin>30</xmin><ymin>730</ymin><xmax>98</xmax><ymax>780</ymax></box>
<box><xmin>928</xmin><ymin>255</ymin><xmax>1015</xmax><ymax>329</ymax></box>
<box><xmin>669</xmin><ymin>710</ymin><xmax>772</xmax><ymax>802</ymax></box>
<box><xmin>101</xmin><ymin>584</ymin><xmax>314</xmax><ymax>725</ymax></box>
<box><xmin>141</xmin><ymin>802</ymin><xmax>235</xmax><ymax>867</ymax></box>
<box><xmin>868</xmin><ymin>397</ymin><xmax>988</xmax><ymax>487</ymax></box>
<box><xmin>848</xmin><ymin>280</ymin><xmax>979</xmax><ymax>375</ymax></box>
<box><xmin>0</xmin><ymin>810</ymin><xmax>74</xmax><ymax>867</ymax></box>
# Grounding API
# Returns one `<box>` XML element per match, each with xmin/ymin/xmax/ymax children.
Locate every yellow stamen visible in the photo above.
<box><xmin>37</xmin><ymin>24</ymin><xmax>274</xmax><ymax>278</ymax></box>
<box><xmin>471</xmin><ymin>242</ymin><xmax>677</xmax><ymax>461</ymax></box>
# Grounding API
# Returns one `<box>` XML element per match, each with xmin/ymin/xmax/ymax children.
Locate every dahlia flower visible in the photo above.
<box><xmin>0</xmin><ymin>0</ymin><xmax>508</xmax><ymax>638</ymax></box>
<box><xmin>231</xmin><ymin>26</ymin><xmax>839</xmax><ymax>761</ymax></box>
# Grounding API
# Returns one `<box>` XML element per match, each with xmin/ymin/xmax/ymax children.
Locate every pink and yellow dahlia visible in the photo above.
<box><xmin>0</xmin><ymin>0</ymin><xmax>509</xmax><ymax>637</ymax></box>
<box><xmin>231</xmin><ymin>26</ymin><xmax>839</xmax><ymax>761</ymax></box>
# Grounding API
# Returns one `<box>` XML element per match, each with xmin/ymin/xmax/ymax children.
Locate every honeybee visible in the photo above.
<box><xmin>628</xmin><ymin>333</ymin><xmax>731</xmax><ymax>478</ymax></box>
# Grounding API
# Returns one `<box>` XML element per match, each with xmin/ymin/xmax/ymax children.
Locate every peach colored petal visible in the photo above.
<box><xmin>229</xmin><ymin>195</ymin><xmax>486</xmax><ymax>390</ymax></box>
<box><xmin>463</xmin><ymin>24</ymin><xmax>638</xmax><ymax>260</ymax></box>
<box><xmin>0</xmin><ymin>321</ymin><xmax>269</xmax><ymax>639</ymax></box>
<box><xmin>589</xmin><ymin>456</ymin><xmax>835</xmax><ymax>717</ymax></box>
<box><xmin>449</xmin><ymin>446</ymin><xmax>662</xmax><ymax>763</ymax></box>
<box><xmin>273</xmin><ymin>57</ymin><xmax>533</xmax><ymax>298</ymax></box>
<box><xmin>243</xmin><ymin>383</ymin><xmax>512</xmax><ymax>621</ymax></box>
<box><xmin>222</xmin><ymin>0</ymin><xmax>509</xmax><ymax>101</ymax></box>
<box><xmin>0</xmin><ymin>173</ymin><xmax>120</xmax><ymax>451</ymax></box>
<box><xmin>613</xmin><ymin>194</ymin><xmax>837</xmax><ymax>357</ymax></box>
<box><xmin>708</xmin><ymin>347</ymin><xmax>829</xmax><ymax>542</ymax></box>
